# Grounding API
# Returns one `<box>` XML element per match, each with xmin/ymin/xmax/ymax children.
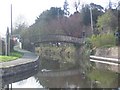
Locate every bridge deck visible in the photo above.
<box><xmin>32</xmin><ymin>35</ymin><xmax>85</xmax><ymax>45</ymax></box>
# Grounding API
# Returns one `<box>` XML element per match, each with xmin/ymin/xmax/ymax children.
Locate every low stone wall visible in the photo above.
<box><xmin>95</xmin><ymin>47</ymin><xmax>118</xmax><ymax>58</ymax></box>
<box><xmin>92</xmin><ymin>47</ymin><xmax>119</xmax><ymax>73</ymax></box>
<box><xmin>94</xmin><ymin>62</ymin><xmax>119</xmax><ymax>73</ymax></box>
<box><xmin>1</xmin><ymin>64</ymin><xmax>39</xmax><ymax>88</ymax></box>
<box><xmin>0</xmin><ymin>58</ymin><xmax>39</xmax><ymax>78</ymax></box>
<box><xmin>0</xmin><ymin>50</ymin><xmax>39</xmax><ymax>89</ymax></box>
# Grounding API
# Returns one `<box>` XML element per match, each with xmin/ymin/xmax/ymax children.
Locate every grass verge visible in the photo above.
<box><xmin>0</xmin><ymin>51</ymin><xmax>23</xmax><ymax>62</ymax></box>
<box><xmin>88</xmin><ymin>68</ymin><xmax>118</xmax><ymax>88</ymax></box>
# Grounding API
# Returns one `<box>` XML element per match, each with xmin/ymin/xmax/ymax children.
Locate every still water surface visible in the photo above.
<box><xmin>2</xmin><ymin>48</ymin><xmax>118</xmax><ymax>89</ymax></box>
<box><xmin>7</xmin><ymin>54</ymin><xmax>92</xmax><ymax>89</ymax></box>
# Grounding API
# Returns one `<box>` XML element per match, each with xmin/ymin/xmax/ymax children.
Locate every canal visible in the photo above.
<box><xmin>1</xmin><ymin>43</ymin><xmax>119</xmax><ymax>89</ymax></box>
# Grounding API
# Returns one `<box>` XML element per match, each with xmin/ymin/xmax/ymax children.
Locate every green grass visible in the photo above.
<box><xmin>10</xmin><ymin>51</ymin><xmax>23</xmax><ymax>58</ymax></box>
<box><xmin>0</xmin><ymin>51</ymin><xmax>23</xmax><ymax>62</ymax></box>
<box><xmin>88</xmin><ymin>68</ymin><xmax>118</xmax><ymax>88</ymax></box>
<box><xmin>86</xmin><ymin>33</ymin><xmax>116</xmax><ymax>49</ymax></box>
<box><xmin>0</xmin><ymin>56</ymin><xmax>18</xmax><ymax>62</ymax></box>
<box><xmin>100</xmin><ymin>45</ymin><xmax>115</xmax><ymax>48</ymax></box>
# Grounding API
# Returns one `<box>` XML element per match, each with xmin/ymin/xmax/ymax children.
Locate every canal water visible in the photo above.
<box><xmin>1</xmin><ymin>44</ymin><xmax>119</xmax><ymax>89</ymax></box>
<box><xmin>6</xmin><ymin>57</ymin><xmax>92</xmax><ymax>89</ymax></box>
<box><xmin>3</xmin><ymin>57</ymin><xmax>118</xmax><ymax>89</ymax></box>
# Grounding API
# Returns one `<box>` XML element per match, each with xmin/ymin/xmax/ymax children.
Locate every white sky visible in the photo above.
<box><xmin>0</xmin><ymin>0</ymin><xmax>119</xmax><ymax>37</ymax></box>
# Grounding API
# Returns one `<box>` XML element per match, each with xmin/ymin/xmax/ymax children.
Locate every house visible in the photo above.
<box><xmin>0</xmin><ymin>35</ymin><xmax>2</xmax><ymax>55</ymax></box>
<box><xmin>0</xmin><ymin>35</ymin><xmax>5</xmax><ymax>55</ymax></box>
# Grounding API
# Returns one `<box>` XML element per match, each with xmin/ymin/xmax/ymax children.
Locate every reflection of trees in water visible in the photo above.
<box><xmin>36</xmin><ymin>43</ymin><xmax>92</xmax><ymax>88</ymax></box>
<box><xmin>39</xmin><ymin>57</ymin><xmax>80</xmax><ymax>71</ymax></box>
<box><xmin>36</xmin><ymin>43</ymin><xmax>86</xmax><ymax>71</ymax></box>
<box><xmin>35</xmin><ymin>43</ymin><xmax>76</xmax><ymax>60</ymax></box>
<box><xmin>39</xmin><ymin>58</ymin><xmax>60</xmax><ymax>70</ymax></box>
<box><xmin>35</xmin><ymin>72</ymin><xmax>91</xmax><ymax>88</ymax></box>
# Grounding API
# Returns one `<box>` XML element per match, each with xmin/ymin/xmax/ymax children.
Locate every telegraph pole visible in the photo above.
<box><xmin>11</xmin><ymin>4</ymin><xmax>13</xmax><ymax>35</ymax></box>
<box><xmin>5</xmin><ymin>27</ymin><xmax>10</xmax><ymax>56</ymax></box>
<box><xmin>90</xmin><ymin>6</ymin><xmax>93</xmax><ymax>35</ymax></box>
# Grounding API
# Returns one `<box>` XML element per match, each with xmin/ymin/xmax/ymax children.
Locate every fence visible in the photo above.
<box><xmin>90</xmin><ymin>55</ymin><xmax>119</xmax><ymax>73</ymax></box>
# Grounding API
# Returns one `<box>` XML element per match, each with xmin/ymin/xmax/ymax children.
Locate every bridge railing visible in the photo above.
<box><xmin>31</xmin><ymin>34</ymin><xmax>85</xmax><ymax>45</ymax></box>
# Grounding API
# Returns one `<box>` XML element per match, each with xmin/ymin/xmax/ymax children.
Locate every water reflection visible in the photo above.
<box><xmin>8</xmin><ymin>69</ymin><xmax>90</xmax><ymax>88</ymax></box>
<box><xmin>1</xmin><ymin>65</ymin><xmax>39</xmax><ymax>89</ymax></box>
<box><xmin>1</xmin><ymin>44</ymin><xmax>119</xmax><ymax>89</ymax></box>
<box><xmin>35</xmin><ymin>71</ymin><xmax>91</xmax><ymax>88</ymax></box>
<box><xmin>12</xmin><ymin>77</ymin><xmax>43</xmax><ymax>88</ymax></box>
<box><xmin>8</xmin><ymin>53</ymin><xmax>91</xmax><ymax>89</ymax></box>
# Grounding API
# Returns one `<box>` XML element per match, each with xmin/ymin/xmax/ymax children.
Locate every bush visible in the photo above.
<box><xmin>86</xmin><ymin>33</ymin><xmax>116</xmax><ymax>48</ymax></box>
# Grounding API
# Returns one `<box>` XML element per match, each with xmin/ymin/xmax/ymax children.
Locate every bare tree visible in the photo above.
<box><xmin>63</xmin><ymin>0</ymin><xmax>70</xmax><ymax>16</ymax></box>
<box><xmin>74</xmin><ymin>0</ymin><xmax>80</xmax><ymax>12</ymax></box>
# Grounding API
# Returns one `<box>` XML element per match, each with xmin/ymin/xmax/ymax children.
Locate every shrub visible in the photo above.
<box><xmin>86</xmin><ymin>33</ymin><xmax>116</xmax><ymax>48</ymax></box>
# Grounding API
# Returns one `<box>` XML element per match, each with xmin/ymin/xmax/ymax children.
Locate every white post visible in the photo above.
<box><xmin>11</xmin><ymin>4</ymin><xmax>13</xmax><ymax>35</ymax></box>
<box><xmin>19</xmin><ymin>42</ymin><xmax>22</xmax><ymax>49</ymax></box>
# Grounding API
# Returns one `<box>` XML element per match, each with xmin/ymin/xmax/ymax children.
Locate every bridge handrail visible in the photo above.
<box><xmin>32</xmin><ymin>34</ymin><xmax>85</xmax><ymax>45</ymax></box>
<box><xmin>31</xmin><ymin>34</ymin><xmax>83</xmax><ymax>38</ymax></box>
<box><xmin>32</xmin><ymin>34</ymin><xmax>83</xmax><ymax>40</ymax></box>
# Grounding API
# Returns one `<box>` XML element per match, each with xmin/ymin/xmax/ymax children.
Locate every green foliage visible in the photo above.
<box><xmin>81</xmin><ymin>4</ymin><xmax>91</xmax><ymax>25</ymax></box>
<box><xmin>97</xmin><ymin>10</ymin><xmax>117</xmax><ymax>32</ymax></box>
<box><xmin>0</xmin><ymin>51</ymin><xmax>23</xmax><ymax>62</ymax></box>
<box><xmin>81</xmin><ymin>3</ymin><xmax>103</xmax><ymax>26</ymax></box>
<box><xmin>10</xmin><ymin>51</ymin><xmax>23</xmax><ymax>58</ymax></box>
<box><xmin>90</xmin><ymin>3</ymin><xmax>104</xmax><ymax>24</ymax></box>
<box><xmin>0</xmin><ymin>56</ymin><xmax>18</xmax><ymax>62</ymax></box>
<box><xmin>29</xmin><ymin>7</ymin><xmax>65</xmax><ymax>36</ymax></box>
<box><xmin>35</xmin><ymin>7</ymin><xmax>64</xmax><ymax>23</ymax></box>
<box><xmin>90</xmin><ymin>3</ymin><xmax>104</xmax><ymax>11</ymax></box>
<box><xmin>88</xmin><ymin>68</ymin><xmax>118</xmax><ymax>87</ymax></box>
<box><xmin>86</xmin><ymin>33</ymin><xmax>116</xmax><ymax>48</ymax></box>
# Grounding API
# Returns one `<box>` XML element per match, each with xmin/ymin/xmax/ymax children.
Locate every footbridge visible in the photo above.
<box><xmin>32</xmin><ymin>34</ymin><xmax>85</xmax><ymax>45</ymax></box>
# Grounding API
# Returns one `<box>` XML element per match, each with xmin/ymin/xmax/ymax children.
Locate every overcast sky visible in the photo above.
<box><xmin>0</xmin><ymin>0</ymin><xmax>118</xmax><ymax>37</ymax></box>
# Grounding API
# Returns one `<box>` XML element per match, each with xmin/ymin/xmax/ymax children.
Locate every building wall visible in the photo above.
<box><xmin>0</xmin><ymin>36</ymin><xmax>2</xmax><ymax>55</ymax></box>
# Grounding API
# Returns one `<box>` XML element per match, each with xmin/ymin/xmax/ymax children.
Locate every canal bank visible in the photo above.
<box><xmin>88</xmin><ymin>47</ymin><xmax>119</xmax><ymax>88</ymax></box>
<box><xmin>90</xmin><ymin>47</ymin><xmax>119</xmax><ymax>73</ymax></box>
<box><xmin>0</xmin><ymin>47</ymin><xmax>39</xmax><ymax>78</ymax></box>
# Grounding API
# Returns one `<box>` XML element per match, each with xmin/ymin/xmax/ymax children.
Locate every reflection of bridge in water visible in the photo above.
<box><xmin>1</xmin><ymin>68</ymin><xmax>85</xmax><ymax>88</ymax></box>
<box><xmin>32</xmin><ymin>34</ymin><xmax>85</xmax><ymax>45</ymax></box>
<box><xmin>38</xmin><ymin>69</ymin><xmax>83</xmax><ymax>77</ymax></box>
<box><xmin>30</xmin><ymin>35</ymin><xmax>86</xmax><ymax>79</ymax></box>
<box><xmin>32</xmin><ymin>35</ymin><xmax>85</xmax><ymax>77</ymax></box>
